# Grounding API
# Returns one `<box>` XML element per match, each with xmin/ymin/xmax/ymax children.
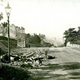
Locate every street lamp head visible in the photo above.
<box><xmin>5</xmin><ymin>2</ymin><xmax>11</xmax><ymax>17</ymax></box>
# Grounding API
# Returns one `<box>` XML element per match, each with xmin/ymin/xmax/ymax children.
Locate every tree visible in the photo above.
<box><xmin>39</xmin><ymin>33</ymin><xmax>45</xmax><ymax>41</ymax></box>
<box><xmin>25</xmin><ymin>33</ymin><xmax>53</xmax><ymax>47</ymax></box>
<box><xmin>77</xmin><ymin>27</ymin><xmax>80</xmax><ymax>39</ymax></box>
<box><xmin>33</xmin><ymin>34</ymin><xmax>41</xmax><ymax>43</ymax></box>
<box><xmin>28</xmin><ymin>34</ymin><xmax>41</xmax><ymax>44</ymax></box>
<box><xmin>25</xmin><ymin>33</ymin><xmax>30</xmax><ymax>40</ymax></box>
<box><xmin>63</xmin><ymin>28</ymin><xmax>77</xmax><ymax>46</ymax></box>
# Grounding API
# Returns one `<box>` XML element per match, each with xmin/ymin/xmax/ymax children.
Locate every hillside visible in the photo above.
<box><xmin>0</xmin><ymin>36</ymin><xmax>17</xmax><ymax>55</ymax></box>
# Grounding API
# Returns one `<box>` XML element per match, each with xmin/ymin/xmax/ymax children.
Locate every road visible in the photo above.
<box><xmin>48</xmin><ymin>47</ymin><xmax>80</xmax><ymax>63</ymax></box>
<box><xmin>11</xmin><ymin>47</ymin><xmax>80</xmax><ymax>80</ymax></box>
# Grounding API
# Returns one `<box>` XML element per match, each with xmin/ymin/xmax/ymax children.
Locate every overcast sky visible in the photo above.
<box><xmin>0</xmin><ymin>0</ymin><xmax>80</xmax><ymax>40</ymax></box>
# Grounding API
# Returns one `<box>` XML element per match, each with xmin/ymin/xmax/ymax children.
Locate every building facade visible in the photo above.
<box><xmin>0</xmin><ymin>23</ymin><xmax>3</xmax><ymax>36</ymax></box>
<box><xmin>0</xmin><ymin>23</ymin><xmax>26</xmax><ymax>47</ymax></box>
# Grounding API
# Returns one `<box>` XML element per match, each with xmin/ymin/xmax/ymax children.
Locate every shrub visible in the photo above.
<box><xmin>0</xmin><ymin>65</ymin><xmax>31</xmax><ymax>80</ymax></box>
<box><xmin>0</xmin><ymin>36</ymin><xmax>8</xmax><ymax>40</ymax></box>
<box><xmin>0</xmin><ymin>48</ymin><xmax>7</xmax><ymax>56</ymax></box>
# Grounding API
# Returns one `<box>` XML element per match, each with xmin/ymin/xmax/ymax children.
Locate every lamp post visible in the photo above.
<box><xmin>5</xmin><ymin>3</ymin><xmax>11</xmax><ymax>62</ymax></box>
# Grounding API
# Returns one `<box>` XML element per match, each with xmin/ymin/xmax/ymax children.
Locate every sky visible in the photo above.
<box><xmin>0</xmin><ymin>0</ymin><xmax>80</xmax><ymax>41</ymax></box>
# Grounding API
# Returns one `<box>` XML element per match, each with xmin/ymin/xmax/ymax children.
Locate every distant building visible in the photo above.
<box><xmin>0</xmin><ymin>23</ymin><xmax>7</xmax><ymax>36</ymax></box>
<box><xmin>16</xmin><ymin>26</ymin><xmax>26</xmax><ymax>47</ymax></box>
<box><xmin>0</xmin><ymin>23</ymin><xmax>3</xmax><ymax>36</ymax></box>
<box><xmin>5</xmin><ymin>24</ymin><xmax>17</xmax><ymax>39</ymax></box>
<box><xmin>0</xmin><ymin>23</ymin><xmax>26</xmax><ymax>47</ymax></box>
<box><xmin>10</xmin><ymin>24</ymin><xmax>17</xmax><ymax>39</ymax></box>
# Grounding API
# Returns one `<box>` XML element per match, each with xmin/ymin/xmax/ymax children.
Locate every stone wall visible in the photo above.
<box><xmin>17</xmin><ymin>40</ymin><xmax>26</xmax><ymax>47</ymax></box>
<box><xmin>67</xmin><ymin>42</ymin><xmax>80</xmax><ymax>48</ymax></box>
